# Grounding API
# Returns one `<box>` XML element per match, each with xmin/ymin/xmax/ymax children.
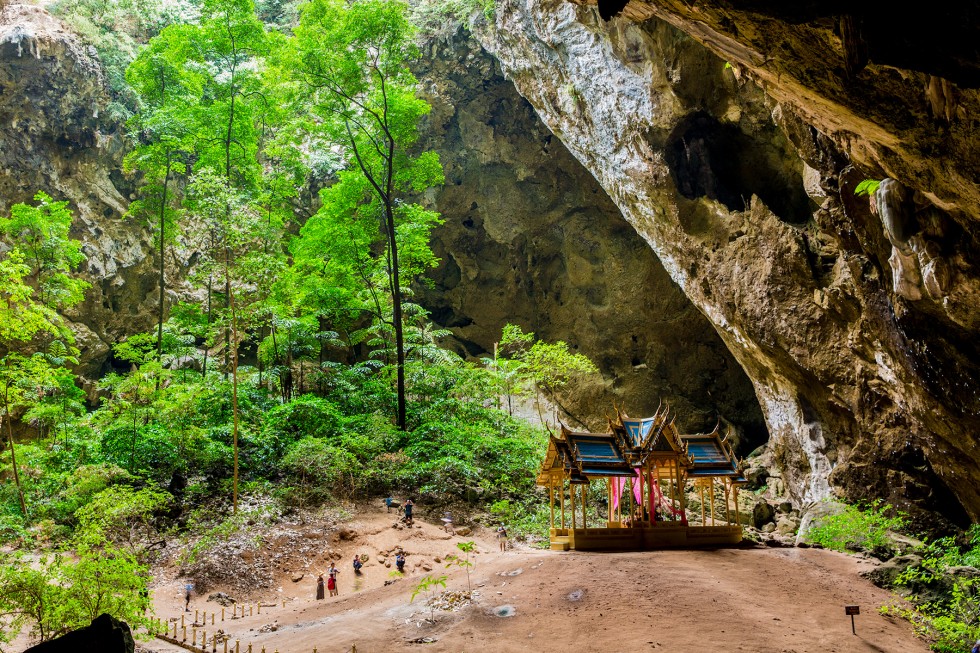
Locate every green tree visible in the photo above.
<box><xmin>0</xmin><ymin>544</ymin><xmax>152</xmax><ymax>646</ymax></box>
<box><xmin>137</xmin><ymin>0</ymin><xmax>293</xmax><ymax>511</ymax></box>
<box><xmin>22</xmin><ymin>365</ymin><xmax>85</xmax><ymax>448</ymax></box>
<box><xmin>0</xmin><ymin>194</ymin><xmax>89</xmax><ymax>518</ymax></box>
<box><xmin>288</xmin><ymin>0</ymin><xmax>444</xmax><ymax>430</ymax></box>
<box><xmin>497</xmin><ymin>324</ymin><xmax>600</xmax><ymax>427</ymax></box>
<box><xmin>444</xmin><ymin>540</ymin><xmax>475</xmax><ymax>594</ymax></box>
<box><xmin>410</xmin><ymin>573</ymin><xmax>447</xmax><ymax>622</ymax></box>
<box><xmin>125</xmin><ymin>24</ymin><xmax>201</xmax><ymax>359</ymax></box>
<box><xmin>74</xmin><ymin>485</ymin><xmax>171</xmax><ymax>560</ymax></box>
<box><xmin>0</xmin><ymin>193</ymin><xmax>87</xmax><ymax>309</ymax></box>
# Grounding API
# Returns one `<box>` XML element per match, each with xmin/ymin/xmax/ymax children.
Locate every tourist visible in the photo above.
<box><xmin>384</xmin><ymin>496</ymin><xmax>395</xmax><ymax>513</ymax></box>
<box><xmin>497</xmin><ymin>525</ymin><xmax>508</xmax><ymax>552</ymax></box>
<box><xmin>403</xmin><ymin>498</ymin><xmax>414</xmax><ymax>524</ymax></box>
<box><xmin>328</xmin><ymin>563</ymin><xmax>340</xmax><ymax>596</ymax></box>
<box><xmin>184</xmin><ymin>583</ymin><xmax>193</xmax><ymax>612</ymax></box>
<box><xmin>353</xmin><ymin>554</ymin><xmax>363</xmax><ymax>574</ymax></box>
<box><xmin>972</xmin><ymin>640</ymin><xmax>980</xmax><ymax>653</ymax></box>
<box><xmin>395</xmin><ymin>552</ymin><xmax>406</xmax><ymax>574</ymax></box>
<box><xmin>316</xmin><ymin>574</ymin><xmax>325</xmax><ymax>600</ymax></box>
<box><xmin>441</xmin><ymin>511</ymin><xmax>454</xmax><ymax>534</ymax></box>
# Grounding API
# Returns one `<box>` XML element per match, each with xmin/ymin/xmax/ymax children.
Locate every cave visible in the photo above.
<box><xmin>665</xmin><ymin>111</ymin><xmax>813</xmax><ymax>225</ymax></box>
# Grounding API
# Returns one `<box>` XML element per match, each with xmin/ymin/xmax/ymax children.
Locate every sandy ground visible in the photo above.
<box><xmin>139</xmin><ymin>505</ymin><xmax>929</xmax><ymax>653</ymax></box>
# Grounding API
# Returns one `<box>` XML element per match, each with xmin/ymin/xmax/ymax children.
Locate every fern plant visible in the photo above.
<box><xmin>854</xmin><ymin>179</ymin><xmax>882</xmax><ymax>197</ymax></box>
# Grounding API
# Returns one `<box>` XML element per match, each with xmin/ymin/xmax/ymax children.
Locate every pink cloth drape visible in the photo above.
<box><xmin>611</xmin><ymin>469</ymin><xmax>643</xmax><ymax>511</ymax></box>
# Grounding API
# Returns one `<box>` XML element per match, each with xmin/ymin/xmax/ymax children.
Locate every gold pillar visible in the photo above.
<box><xmin>638</xmin><ymin>471</ymin><xmax>645</xmax><ymax>523</ymax></box>
<box><xmin>560</xmin><ymin>478</ymin><xmax>566</xmax><ymax>529</ymax></box>
<box><xmin>647</xmin><ymin>469</ymin><xmax>654</xmax><ymax>521</ymax></box>
<box><xmin>680</xmin><ymin>462</ymin><xmax>688</xmax><ymax>514</ymax></box>
<box><xmin>581</xmin><ymin>482</ymin><xmax>587</xmax><ymax>529</ymax></box>
<box><xmin>699</xmin><ymin>483</ymin><xmax>705</xmax><ymax>525</ymax></box>
<box><xmin>549</xmin><ymin>478</ymin><xmax>555</xmax><ymax>529</ymax></box>
<box><xmin>570</xmin><ymin>478</ymin><xmax>577</xmax><ymax>529</ymax></box>
<box><xmin>607</xmin><ymin>478</ymin><xmax>613</xmax><ymax>523</ymax></box>
<box><xmin>617</xmin><ymin>479</ymin><xmax>622</xmax><ymax>523</ymax></box>
<box><xmin>720</xmin><ymin>479</ymin><xmax>727</xmax><ymax>524</ymax></box>
<box><xmin>735</xmin><ymin>485</ymin><xmax>741</xmax><ymax>526</ymax></box>
<box><xmin>627</xmin><ymin>476</ymin><xmax>634</xmax><ymax>524</ymax></box>
<box><xmin>709</xmin><ymin>478</ymin><xmax>716</xmax><ymax>526</ymax></box>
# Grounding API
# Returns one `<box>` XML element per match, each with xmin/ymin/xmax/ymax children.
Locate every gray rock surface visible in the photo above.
<box><xmin>415</xmin><ymin>32</ymin><xmax>766</xmax><ymax>438</ymax></box>
<box><xmin>482</xmin><ymin>0</ymin><xmax>980</xmax><ymax>527</ymax></box>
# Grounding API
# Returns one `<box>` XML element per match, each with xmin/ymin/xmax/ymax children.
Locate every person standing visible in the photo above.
<box><xmin>184</xmin><ymin>583</ymin><xmax>193</xmax><ymax>611</ymax></box>
<box><xmin>384</xmin><ymin>496</ymin><xmax>395</xmax><ymax>513</ymax></box>
<box><xmin>316</xmin><ymin>574</ymin><xmax>325</xmax><ymax>600</ymax></box>
<box><xmin>328</xmin><ymin>563</ymin><xmax>340</xmax><ymax>597</ymax></box>
<box><xmin>496</xmin><ymin>526</ymin><xmax>508</xmax><ymax>552</ymax></box>
<box><xmin>403</xmin><ymin>498</ymin><xmax>414</xmax><ymax>524</ymax></box>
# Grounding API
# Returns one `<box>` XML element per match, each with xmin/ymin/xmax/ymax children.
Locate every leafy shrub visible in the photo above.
<box><xmin>803</xmin><ymin>499</ymin><xmax>905</xmax><ymax>557</ymax></box>
<box><xmin>279</xmin><ymin>437</ymin><xmax>359</xmax><ymax>504</ymax></box>
<box><xmin>262</xmin><ymin>395</ymin><xmax>344</xmax><ymax>441</ymax></box>
<box><xmin>884</xmin><ymin>525</ymin><xmax>980</xmax><ymax>652</ymax></box>
<box><xmin>0</xmin><ymin>544</ymin><xmax>152</xmax><ymax>646</ymax></box>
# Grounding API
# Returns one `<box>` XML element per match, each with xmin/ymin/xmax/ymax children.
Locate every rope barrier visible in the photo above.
<box><xmin>155</xmin><ymin>593</ymin><xmax>345</xmax><ymax>653</ymax></box>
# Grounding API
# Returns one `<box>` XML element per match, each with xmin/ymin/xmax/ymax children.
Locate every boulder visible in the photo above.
<box><xmin>946</xmin><ymin>565</ymin><xmax>980</xmax><ymax>580</ymax></box>
<box><xmin>861</xmin><ymin>554</ymin><xmax>923</xmax><ymax>588</ymax></box>
<box><xmin>207</xmin><ymin>592</ymin><xmax>237</xmax><ymax>606</ymax></box>
<box><xmin>752</xmin><ymin>500</ymin><xmax>776</xmax><ymax>529</ymax></box>
<box><xmin>743</xmin><ymin>467</ymin><xmax>769</xmax><ymax>489</ymax></box>
<box><xmin>455</xmin><ymin>526</ymin><xmax>472</xmax><ymax>536</ymax></box>
<box><xmin>796</xmin><ymin>500</ymin><xmax>848</xmax><ymax>546</ymax></box>
<box><xmin>775</xmin><ymin>515</ymin><xmax>801</xmax><ymax>536</ymax></box>
<box><xmin>25</xmin><ymin>614</ymin><xmax>134</xmax><ymax>653</ymax></box>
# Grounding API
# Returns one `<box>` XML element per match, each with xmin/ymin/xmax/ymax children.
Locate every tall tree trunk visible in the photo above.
<box><xmin>2</xmin><ymin>403</ymin><xmax>28</xmax><ymax>517</ymax></box>
<box><xmin>224</xmin><ymin>247</ymin><xmax>231</xmax><ymax>380</ymax></box>
<box><xmin>229</xmin><ymin>265</ymin><xmax>241</xmax><ymax>515</ymax></box>
<box><xmin>385</xmin><ymin>200</ymin><xmax>406</xmax><ymax>431</ymax></box>
<box><xmin>157</xmin><ymin>155</ymin><xmax>172</xmax><ymax>361</ymax></box>
<box><xmin>131</xmin><ymin>410</ymin><xmax>139</xmax><ymax>471</ymax></box>
<box><xmin>202</xmin><ymin>275</ymin><xmax>212</xmax><ymax>378</ymax></box>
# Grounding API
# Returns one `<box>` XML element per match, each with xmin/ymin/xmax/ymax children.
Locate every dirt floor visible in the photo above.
<box><xmin>139</xmin><ymin>504</ymin><xmax>930</xmax><ymax>653</ymax></box>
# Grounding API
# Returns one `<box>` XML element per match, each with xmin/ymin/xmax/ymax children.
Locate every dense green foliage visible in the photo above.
<box><xmin>882</xmin><ymin>526</ymin><xmax>980</xmax><ymax>652</ymax></box>
<box><xmin>804</xmin><ymin>501</ymin><xmax>980</xmax><ymax>652</ymax></box>
<box><xmin>803</xmin><ymin>499</ymin><xmax>906</xmax><ymax>557</ymax></box>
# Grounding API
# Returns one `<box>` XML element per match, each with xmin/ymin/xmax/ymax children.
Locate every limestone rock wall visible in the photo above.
<box><xmin>482</xmin><ymin>0</ymin><xmax>980</xmax><ymax>526</ymax></box>
<box><xmin>0</xmin><ymin>4</ymin><xmax>158</xmax><ymax>378</ymax></box>
<box><xmin>415</xmin><ymin>32</ymin><xmax>766</xmax><ymax>440</ymax></box>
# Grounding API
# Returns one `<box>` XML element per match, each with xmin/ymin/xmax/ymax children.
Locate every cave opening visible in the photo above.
<box><xmin>665</xmin><ymin>111</ymin><xmax>813</xmax><ymax>225</ymax></box>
